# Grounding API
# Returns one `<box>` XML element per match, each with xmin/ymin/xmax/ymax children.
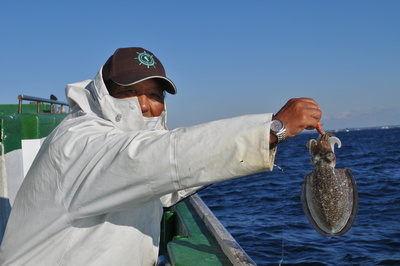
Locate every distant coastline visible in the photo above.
<box><xmin>302</xmin><ymin>124</ymin><xmax>400</xmax><ymax>134</ymax></box>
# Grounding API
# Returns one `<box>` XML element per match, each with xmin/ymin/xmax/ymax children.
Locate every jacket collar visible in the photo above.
<box><xmin>67</xmin><ymin>67</ymin><xmax>168</xmax><ymax>132</ymax></box>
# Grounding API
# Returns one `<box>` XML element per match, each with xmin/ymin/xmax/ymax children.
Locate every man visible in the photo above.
<box><xmin>0</xmin><ymin>47</ymin><xmax>321</xmax><ymax>265</ymax></box>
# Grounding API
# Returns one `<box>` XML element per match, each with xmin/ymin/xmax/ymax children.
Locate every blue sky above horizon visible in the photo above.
<box><xmin>1</xmin><ymin>1</ymin><xmax>399</xmax><ymax>130</ymax></box>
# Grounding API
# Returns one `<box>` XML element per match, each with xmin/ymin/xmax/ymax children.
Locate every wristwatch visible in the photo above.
<box><xmin>270</xmin><ymin>117</ymin><xmax>286</xmax><ymax>144</ymax></box>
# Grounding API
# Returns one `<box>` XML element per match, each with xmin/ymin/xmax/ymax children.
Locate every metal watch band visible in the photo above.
<box><xmin>276</xmin><ymin>130</ymin><xmax>285</xmax><ymax>143</ymax></box>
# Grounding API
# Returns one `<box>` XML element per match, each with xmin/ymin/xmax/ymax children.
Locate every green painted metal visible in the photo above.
<box><xmin>160</xmin><ymin>211</ymin><xmax>176</xmax><ymax>251</ymax></box>
<box><xmin>0</xmin><ymin>103</ymin><xmax>67</xmax><ymax>154</ymax></box>
<box><xmin>0</xmin><ymin>105</ymin><xmax>20</xmax><ymax>114</ymax></box>
<box><xmin>0</xmin><ymin>104</ymin><xmax>51</xmax><ymax>115</ymax></box>
<box><xmin>0</xmin><ymin>114</ymin><xmax>67</xmax><ymax>154</ymax></box>
<box><xmin>166</xmin><ymin>200</ymin><xmax>232</xmax><ymax>265</ymax></box>
<box><xmin>19</xmin><ymin>114</ymin><xmax>65</xmax><ymax>139</ymax></box>
<box><xmin>0</xmin><ymin>115</ymin><xmax>23</xmax><ymax>154</ymax></box>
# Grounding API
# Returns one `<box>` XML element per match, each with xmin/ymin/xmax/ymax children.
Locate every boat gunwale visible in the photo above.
<box><xmin>189</xmin><ymin>194</ymin><xmax>256</xmax><ymax>265</ymax></box>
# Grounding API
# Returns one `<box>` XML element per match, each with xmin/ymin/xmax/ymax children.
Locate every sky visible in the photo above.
<box><xmin>1</xmin><ymin>1</ymin><xmax>399</xmax><ymax>130</ymax></box>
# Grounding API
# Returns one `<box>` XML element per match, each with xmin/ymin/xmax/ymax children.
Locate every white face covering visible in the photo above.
<box><xmin>142</xmin><ymin>116</ymin><xmax>160</xmax><ymax>130</ymax></box>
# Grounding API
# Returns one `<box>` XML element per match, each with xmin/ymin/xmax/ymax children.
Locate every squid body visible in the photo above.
<box><xmin>301</xmin><ymin>132</ymin><xmax>358</xmax><ymax>237</ymax></box>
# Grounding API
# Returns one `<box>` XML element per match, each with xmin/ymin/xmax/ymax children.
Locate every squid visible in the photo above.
<box><xmin>301</xmin><ymin>123</ymin><xmax>358</xmax><ymax>237</ymax></box>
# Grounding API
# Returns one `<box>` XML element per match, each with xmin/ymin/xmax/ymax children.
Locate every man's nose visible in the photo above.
<box><xmin>137</xmin><ymin>95</ymin><xmax>151</xmax><ymax>115</ymax></box>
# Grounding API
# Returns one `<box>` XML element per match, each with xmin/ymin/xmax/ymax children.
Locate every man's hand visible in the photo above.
<box><xmin>274</xmin><ymin>98</ymin><xmax>322</xmax><ymax>140</ymax></box>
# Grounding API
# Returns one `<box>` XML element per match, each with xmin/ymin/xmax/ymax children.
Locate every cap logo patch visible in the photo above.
<box><xmin>135</xmin><ymin>51</ymin><xmax>156</xmax><ymax>68</ymax></box>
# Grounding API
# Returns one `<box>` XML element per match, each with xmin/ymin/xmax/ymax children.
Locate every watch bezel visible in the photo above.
<box><xmin>271</xmin><ymin>117</ymin><xmax>286</xmax><ymax>143</ymax></box>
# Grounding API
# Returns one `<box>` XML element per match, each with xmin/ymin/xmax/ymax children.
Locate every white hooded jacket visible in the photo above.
<box><xmin>0</xmin><ymin>68</ymin><xmax>276</xmax><ymax>265</ymax></box>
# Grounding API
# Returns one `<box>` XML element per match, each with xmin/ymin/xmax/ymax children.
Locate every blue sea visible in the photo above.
<box><xmin>200</xmin><ymin>127</ymin><xmax>400</xmax><ymax>265</ymax></box>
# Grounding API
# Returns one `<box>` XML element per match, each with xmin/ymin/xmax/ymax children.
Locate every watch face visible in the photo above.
<box><xmin>271</xmin><ymin>119</ymin><xmax>283</xmax><ymax>132</ymax></box>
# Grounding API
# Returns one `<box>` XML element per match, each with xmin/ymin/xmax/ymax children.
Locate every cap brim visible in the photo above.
<box><xmin>113</xmin><ymin>76</ymin><xmax>177</xmax><ymax>95</ymax></box>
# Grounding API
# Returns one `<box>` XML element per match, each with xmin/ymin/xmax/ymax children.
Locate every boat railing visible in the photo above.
<box><xmin>18</xmin><ymin>94</ymin><xmax>69</xmax><ymax>114</ymax></box>
<box><xmin>189</xmin><ymin>194</ymin><xmax>256</xmax><ymax>265</ymax></box>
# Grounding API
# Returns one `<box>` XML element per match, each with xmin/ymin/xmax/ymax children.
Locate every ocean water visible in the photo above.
<box><xmin>200</xmin><ymin>127</ymin><xmax>400</xmax><ymax>265</ymax></box>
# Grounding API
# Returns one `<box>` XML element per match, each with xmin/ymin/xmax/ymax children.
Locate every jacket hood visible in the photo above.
<box><xmin>65</xmin><ymin>67</ymin><xmax>168</xmax><ymax>132</ymax></box>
